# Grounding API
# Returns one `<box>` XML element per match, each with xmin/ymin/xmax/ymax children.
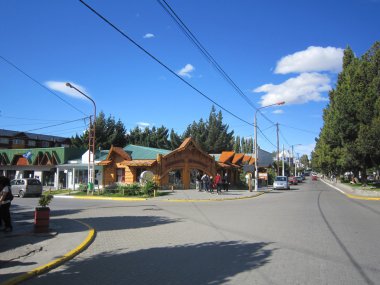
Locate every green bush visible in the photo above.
<box><xmin>38</xmin><ymin>194</ymin><xmax>53</xmax><ymax>207</ymax></box>
<box><xmin>78</xmin><ymin>183</ymin><xmax>87</xmax><ymax>191</ymax></box>
<box><xmin>141</xmin><ymin>181</ymin><xmax>158</xmax><ymax>197</ymax></box>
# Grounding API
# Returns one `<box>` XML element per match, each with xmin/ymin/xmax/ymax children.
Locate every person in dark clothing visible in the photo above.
<box><xmin>223</xmin><ymin>173</ymin><xmax>229</xmax><ymax>191</ymax></box>
<box><xmin>0</xmin><ymin>176</ymin><xmax>13</xmax><ymax>232</ymax></box>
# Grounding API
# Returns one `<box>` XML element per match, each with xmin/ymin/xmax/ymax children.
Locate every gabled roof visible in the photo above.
<box><xmin>219</xmin><ymin>151</ymin><xmax>235</xmax><ymax>163</ymax></box>
<box><xmin>242</xmin><ymin>155</ymin><xmax>251</xmax><ymax>164</ymax></box>
<box><xmin>123</xmin><ymin>145</ymin><xmax>171</xmax><ymax>160</ymax></box>
<box><xmin>163</xmin><ymin>137</ymin><xmax>214</xmax><ymax>162</ymax></box>
<box><xmin>232</xmin><ymin>153</ymin><xmax>244</xmax><ymax>164</ymax></box>
<box><xmin>105</xmin><ymin>146</ymin><xmax>131</xmax><ymax>161</ymax></box>
<box><xmin>122</xmin><ymin>160</ymin><xmax>156</xmax><ymax>167</ymax></box>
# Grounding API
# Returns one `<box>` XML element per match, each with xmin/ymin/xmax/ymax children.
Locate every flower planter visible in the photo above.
<box><xmin>34</xmin><ymin>207</ymin><xmax>50</xmax><ymax>233</ymax></box>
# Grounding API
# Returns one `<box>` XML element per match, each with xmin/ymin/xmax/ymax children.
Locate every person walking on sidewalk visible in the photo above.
<box><xmin>0</xmin><ymin>176</ymin><xmax>13</xmax><ymax>232</ymax></box>
<box><xmin>215</xmin><ymin>173</ymin><xmax>222</xmax><ymax>195</ymax></box>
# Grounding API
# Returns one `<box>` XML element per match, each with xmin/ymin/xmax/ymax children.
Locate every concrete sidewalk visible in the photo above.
<box><xmin>321</xmin><ymin>177</ymin><xmax>380</xmax><ymax>200</ymax></box>
<box><xmin>0</xmin><ymin>212</ymin><xmax>94</xmax><ymax>285</ymax></box>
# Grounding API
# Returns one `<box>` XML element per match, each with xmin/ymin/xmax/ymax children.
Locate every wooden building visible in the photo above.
<box><xmin>98</xmin><ymin>137</ymin><xmax>257</xmax><ymax>189</ymax></box>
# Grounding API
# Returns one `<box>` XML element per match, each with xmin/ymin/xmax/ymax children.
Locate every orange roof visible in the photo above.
<box><xmin>249</xmin><ymin>157</ymin><xmax>256</xmax><ymax>165</ymax></box>
<box><xmin>232</xmin><ymin>153</ymin><xmax>244</xmax><ymax>164</ymax></box>
<box><xmin>217</xmin><ymin>162</ymin><xmax>232</xmax><ymax>169</ymax></box>
<box><xmin>122</xmin><ymin>160</ymin><xmax>156</xmax><ymax>167</ymax></box>
<box><xmin>242</xmin><ymin>155</ymin><xmax>251</xmax><ymax>163</ymax></box>
<box><xmin>178</xmin><ymin>137</ymin><xmax>192</xmax><ymax>149</ymax></box>
<box><xmin>219</xmin><ymin>151</ymin><xmax>235</xmax><ymax>163</ymax></box>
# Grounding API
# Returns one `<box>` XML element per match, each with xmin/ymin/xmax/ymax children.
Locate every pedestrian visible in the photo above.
<box><xmin>223</xmin><ymin>173</ymin><xmax>229</xmax><ymax>192</ymax></box>
<box><xmin>196</xmin><ymin>173</ymin><xmax>202</xmax><ymax>191</ymax></box>
<box><xmin>201</xmin><ymin>173</ymin><xmax>208</xmax><ymax>191</ymax></box>
<box><xmin>0</xmin><ymin>176</ymin><xmax>13</xmax><ymax>232</ymax></box>
<box><xmin>215</xmin><ymin>173</ymin><xmax>222</xmax><ymax>194</ymax></box>
<box><xmin>209</xmin><ymin>176</ymin><xmax>214</xmax><ymax>193</ymax></box>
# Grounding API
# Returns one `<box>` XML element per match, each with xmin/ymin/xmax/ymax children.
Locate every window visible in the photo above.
<box><xmin>41</xmin><ymin>141</ymin><xmax>50</xmax><ymax>147</ymax></box>
<box><xmin>13</xmin><ymin>139</ymin><xmax>25</xmax><ymax>145</ymax></box>
<box><xmin>28</xmin><ymin>140</ymin><xmax>36</xmax><ymax>146</ymax></box>
<box><xmin>0</xmin><ymin>138</ymin><xmax>9</xmax><ymax>144</ymax></box>
<box><xmin>117</xmin><ymin>168</ymin><xmax>125</xmax><ymax>182</ymax></box>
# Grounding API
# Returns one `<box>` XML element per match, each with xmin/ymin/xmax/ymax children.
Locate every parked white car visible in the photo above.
<box><xmin>273</xmin><ymin>176</ymin><xmax>290</xmax><ymax>190</ymax></box>
<box><xmin>11</xmin><ymin>178</ymin><xmax>43</xmax><ymax>198</ymax></box>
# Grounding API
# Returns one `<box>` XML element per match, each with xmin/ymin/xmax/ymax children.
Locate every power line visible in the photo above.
<box><xmin>0</xmin><ymin>115</ymin><xmax>67</xmax><ymax>123</ymax></box>
<box><xmin>279</xmin><ymin>130</ymin><xmax>291</xmax><ymax>148</ymax></box>
<box><xmin>24</xmin><ymin>117</ymin><xmax>89</xmax><ymax>133</ymax></box>
<box><xmin>257</xmin><ymin>126</ymin><xmax>276</xmax><ymax>148</ymax></box>
<box><xmin>157</xmin><ymin>0</ymin><xmax>277</xmax><ymax>126</ymax></box>
<box><xmin>79</xmin><ymin>0</ymin><xmax>253</xmax><ymax>127</ymax></box>
<box><xmin>0</xmin><ymin>55</ymin><xmax>87</xmax><ymax>116</ymax></box>
<box><xmin>280</xmin><ymin>123</ymin><xmax>319</xmax><ymax>135</ymax></box>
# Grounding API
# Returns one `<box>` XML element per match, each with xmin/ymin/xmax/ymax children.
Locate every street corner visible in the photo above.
<box><xmin>0</xmin><ymin>219</ymin><xmax>96</xmax><ymax>285</ymax></box>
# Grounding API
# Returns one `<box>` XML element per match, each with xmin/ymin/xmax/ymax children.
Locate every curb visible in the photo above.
<box><xmin>1</xmin><ymin>220</ymin><xmax>96</xmax><ymax>285</ymax></box>
<box><xmin>321</xmin><ymin>179</ymin><xmax>380</xmax><ymax>201</ymax></box>
<box><xmin>54</xmin><ymin>195</ymin><xmax>147</xmax><ymax>201</ymax></box>
<box><xmin>166</xmin><ymin>192</ymin><xmax>265</xmax><ymax>202</ymax></box>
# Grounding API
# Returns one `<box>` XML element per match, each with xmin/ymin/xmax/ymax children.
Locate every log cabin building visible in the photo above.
<box><xmin>98</xmin><ymin>137</ymin><xmax>257</xmax><ymax>189</ymax></box>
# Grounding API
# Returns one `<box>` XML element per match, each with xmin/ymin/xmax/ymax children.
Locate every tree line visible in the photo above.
<box><xmin>71</xmin><ymin>105</ymin><xmax>256</xmax><ymax>154</ymax></box>
<box><xmin>311</xmin><ymin>41</ymin><xmax>380</xmax><ymax>180</ymax></box>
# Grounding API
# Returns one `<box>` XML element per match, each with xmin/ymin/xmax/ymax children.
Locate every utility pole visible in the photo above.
<box><xmin>282</xmin><ymin>144</ymin><xmax>285</xmax><ymax>176</ymax></box>
<box><xmin>292</xmin><ymin>145</ymin><xmax>294</xmax><ymax>176</ymax></box>
<box><xmin>276</xmin><ymin>123</ymin><xmax>280</xmax><ymax>176</ymax></box>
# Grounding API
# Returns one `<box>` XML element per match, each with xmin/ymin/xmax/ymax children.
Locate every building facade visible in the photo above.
<box><xmin>99</xmin><ymin>138</ymin><xmax>258</xmax><ymax>189</ymax></box>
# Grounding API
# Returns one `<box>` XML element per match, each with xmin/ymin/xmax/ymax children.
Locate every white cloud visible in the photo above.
<box><xmin>137</xmin><ymin>122</ymin><xmax>150</xmax><ymax>129</ymax></box>
<box><xmin>143</xmin><ymin>33</ymin><xmax>155</xmax><ymax>39</ymax></box>
<box><xmin>275</xmin><ymin>46</ymin><xmax>344</xmax><ymax>74</ymax></box>
<box><xmin>272</xmin><ymin>109</ymin><xmax>284</xmax><ymax>114</ymax></box>
<box><xmin>295</xmin><ymin>143</ymin><xmax>316</xmax><ymax>157</ymax></box>
<box><xmin>254</xmin><ymin>73</ymin><xmax>331</xmax><ymax>106</ymax></box>
<box><xmin>45</xmin><ymin>81</ymin><xmax>90</xmax><ymax>99</ymax></box>
<box><xmin>177</xmin><ymin>64</ymin><xmax>195</xmax><ymax>78</ymax></box>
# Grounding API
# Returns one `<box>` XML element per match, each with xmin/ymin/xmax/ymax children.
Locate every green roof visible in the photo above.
<box><xmin>0</xmin><ymin>147</ymin><xmax>86</xmax><ymax>165</ymax></box>
<box><xmin>123</xmin><ymin>145</ymin><xmax>171</xmax><ymax>160</ymax></box>
<box><xmin>210</xmin><ymin>154</ymin><xmax>220</xmax><ymax>161</ymax></box>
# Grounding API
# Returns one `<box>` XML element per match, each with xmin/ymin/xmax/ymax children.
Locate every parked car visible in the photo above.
<box><xmin>295</xmin><ymin>176</ymin><xmax>303</xmax><ymax>183</ymax></box>
<box><xmin>273</xmin><ymin>176</ymin><xmax>290</xmax><ymax>190</ymax></box>
<box><xmin>367</xmin><ymin>175</ymin><xmax>375</xmax><ymax>182</ymax></box>
<box><xmin>11</xmin><ymin>178</ymin><xmax>43</xmax><ymax>198</ymax></box>
<box><xmin>289</xmin><ymin>176</ymin><xmax>298</xmax><ymax>185</ymax></box>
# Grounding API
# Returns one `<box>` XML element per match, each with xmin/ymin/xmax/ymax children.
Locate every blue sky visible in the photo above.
<box><xmin>1</xmin><ymin>0</ymin><xmax>379</xmax><ymax>157</ymax></box>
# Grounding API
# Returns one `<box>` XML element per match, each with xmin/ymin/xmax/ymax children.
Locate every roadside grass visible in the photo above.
<box><xmin>342</xmin><ymin>181</ymin><xmax>380</xmax><ymax>191</ymax></box>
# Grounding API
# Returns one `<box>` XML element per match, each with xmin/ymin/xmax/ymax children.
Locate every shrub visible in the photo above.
<box><xmin>38</xmin><ymin>194</ymin><xmax>53</xmax><ymax>207</ymax></box>
<box><xmin>78</xmin><ymin>183</ymin><xmax>87</xmax><ymax>192</ymax></box>
<box><xmin>141</xmin><ymin>181</ymin><xmax>158</xmax><ymax>197</ymax></box>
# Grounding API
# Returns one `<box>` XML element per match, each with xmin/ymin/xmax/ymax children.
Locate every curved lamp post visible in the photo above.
<box><xmin>66</xmin><ymin>83</ymin><xmax>96</xmax><ymax>195</ymax></box>
<box><xmin>254</xmin><ymin>101</ymin><xmax>285</xmax><ymax>191</ymax></box>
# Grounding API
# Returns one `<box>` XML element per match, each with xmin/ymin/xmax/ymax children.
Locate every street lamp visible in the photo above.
<box><xmin>66</xmin><ymin>83</ymin><xmax>96</xmax><ymax>195</ymax></box>
<box><xmin>254</xmin><ymin>101</ymin><xmax>285</xmax><ymax>191</ymax></box>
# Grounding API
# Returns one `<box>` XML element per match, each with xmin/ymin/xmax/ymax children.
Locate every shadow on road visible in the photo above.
<box><xmin>32</xmin><ymin>240</ymin><xmax>273</xmax><ymax>285</ymax></box>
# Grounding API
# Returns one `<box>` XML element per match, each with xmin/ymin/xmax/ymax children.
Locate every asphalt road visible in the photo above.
<box><xmin>14</xmin><ymin>179</ymin><xmax>380</xmax><ymax>285</ymax></box>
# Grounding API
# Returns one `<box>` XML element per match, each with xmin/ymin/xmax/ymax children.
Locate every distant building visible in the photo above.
<box><xmin>0</xmin><ymin>129</ymin><xmax>71</xmax><ymax>149</ymax></box>
<box><xmin>0</xmin><ymin>146</ymin><xmax>86</xmax><ymax>188</ymax></box>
